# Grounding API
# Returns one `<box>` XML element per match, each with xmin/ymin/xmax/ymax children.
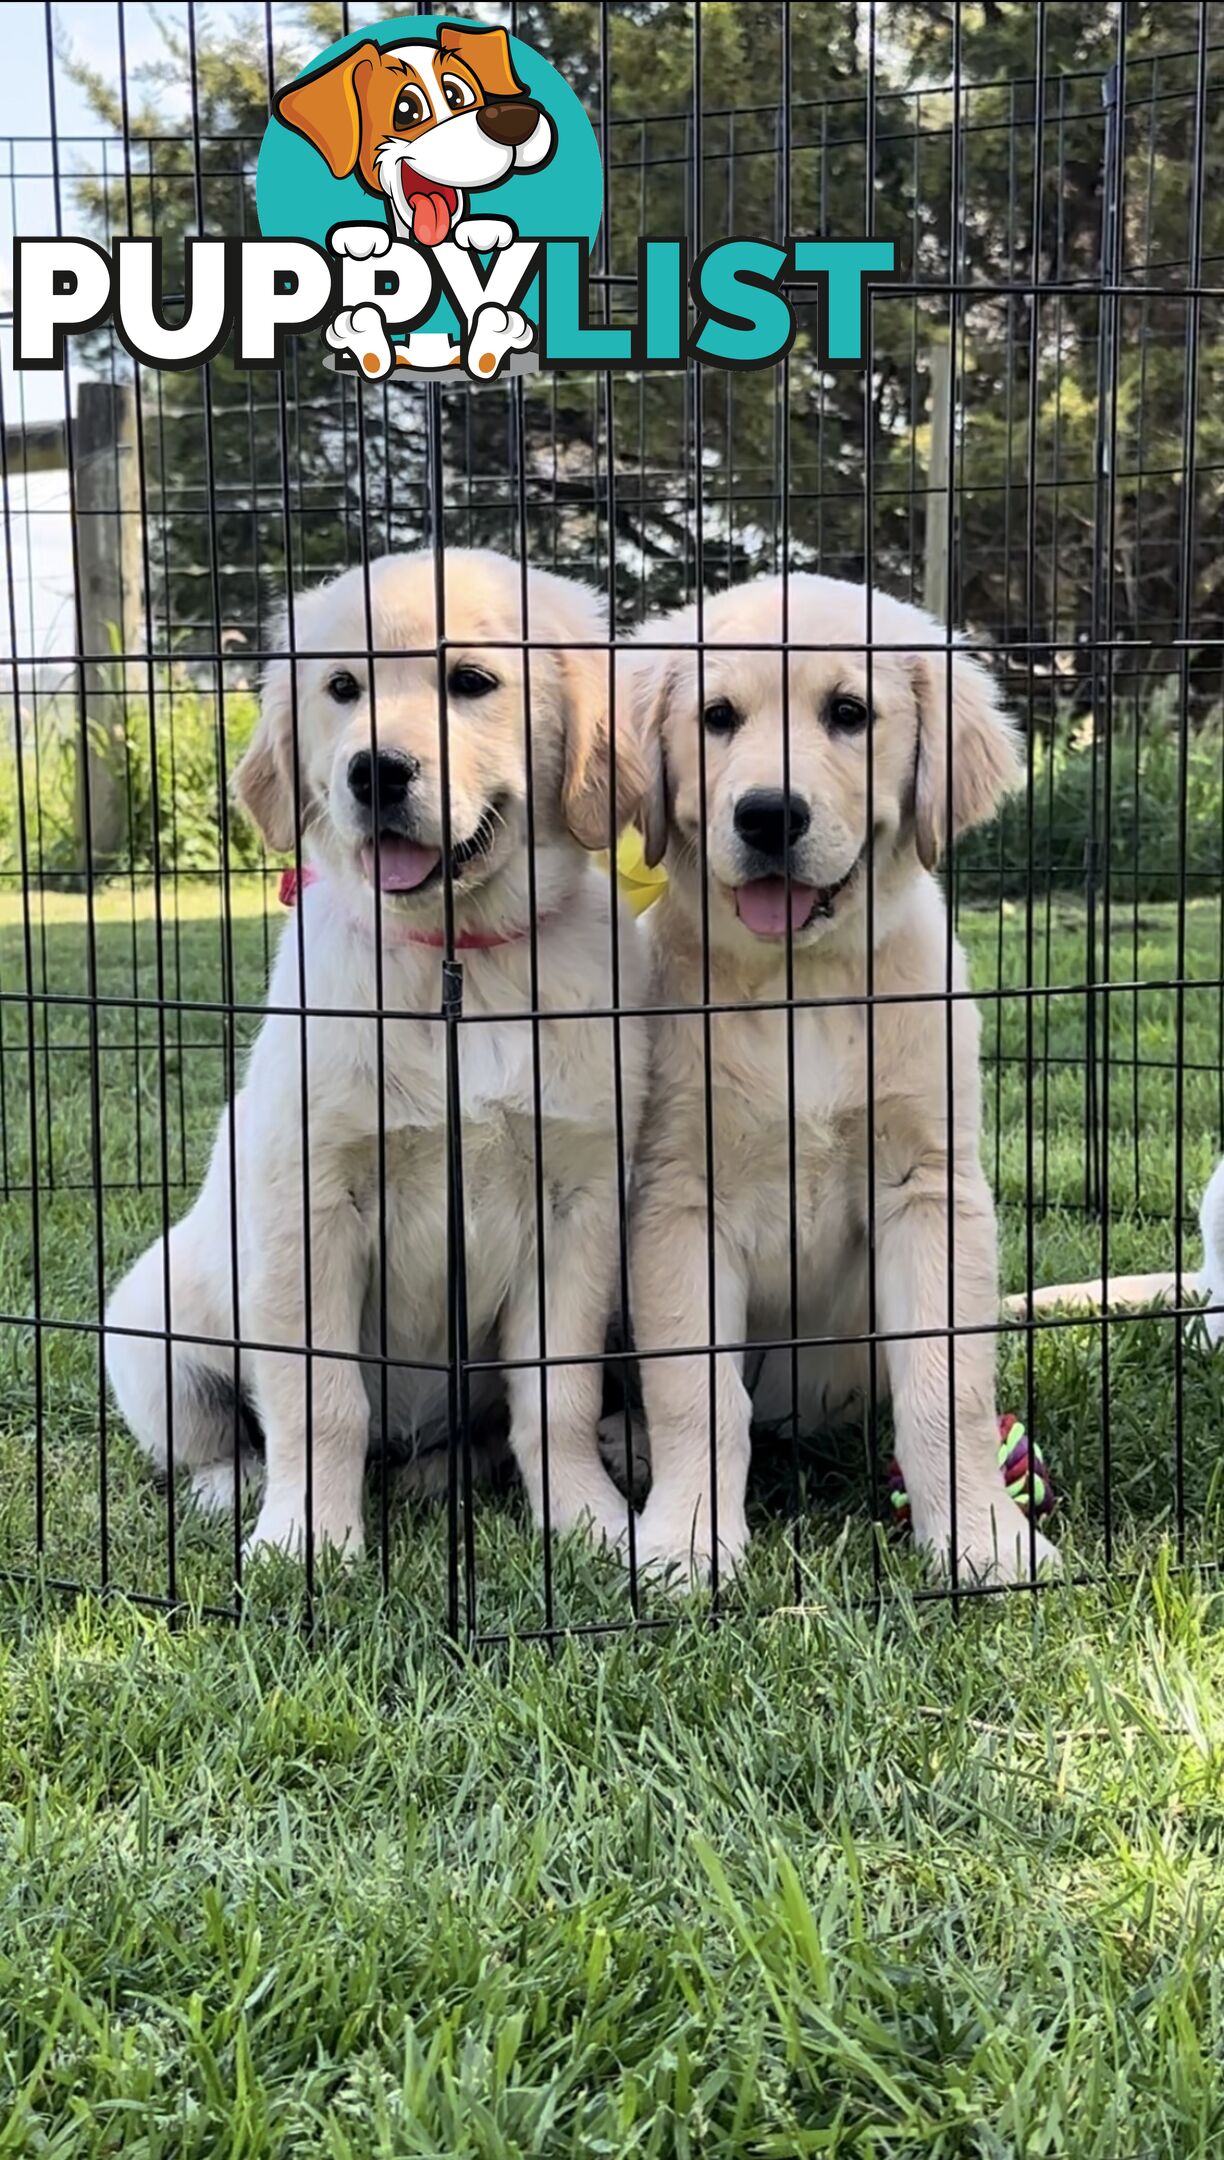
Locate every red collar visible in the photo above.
<box><xmin>277</xmin><ymin>864</ymin><xmax>545</xmax><ymax>950</ymax></box>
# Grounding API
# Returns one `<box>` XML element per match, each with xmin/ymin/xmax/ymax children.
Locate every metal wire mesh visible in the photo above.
<box><xmin>1</xmin><ymin>0</ymin><xmax>1222</xmax><ymax>1642</ymax></box>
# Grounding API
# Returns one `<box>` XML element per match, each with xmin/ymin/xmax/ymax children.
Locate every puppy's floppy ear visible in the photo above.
<box><xmin>437</xmin><ymin>23</ymin><xmax>527</xmax><ymax>100</ymax></box>
<box><xmin>233</xmin><ymin>649</ymin><xmax>304</xmax><ymax>856</ymax></box>
<box><xmin>623</xmin><ymin>649</ymin><xmax>674</xmax><ymax>871</ymax></box>
<box><xmin>529</xmin><ymin>572</ymin><xmax>647</xmax><ymax>851</ymax></box>
<box><xmin>910</xmin><ymin>643</ymin><xmax>1021</xmax><ymax>871</ymax></box>
<box><xmin>274</xmin><ymin>40</ymin><xmax>380</xmax><ymax>180</ymax></box>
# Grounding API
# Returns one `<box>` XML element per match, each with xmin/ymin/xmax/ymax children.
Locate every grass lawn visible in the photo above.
<box><xmin>1</xmin><ymin>878</ymin><xmax>1223</xmax><ymax>2154</ymax></box>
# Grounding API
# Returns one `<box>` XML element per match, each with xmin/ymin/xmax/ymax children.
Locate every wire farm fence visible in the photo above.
<box><xmin>1</xmin><ymin>1</ymin><xmax>1223</xmax><ymax>1640</ymax></box>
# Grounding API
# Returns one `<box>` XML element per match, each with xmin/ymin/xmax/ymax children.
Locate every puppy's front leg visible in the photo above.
<box><xmin>501</xmin><ymin>1181</ymin><xmax>631</xmax><ymax>1546</ymax></box>
<box><xmin>244</xmin><ymin>1166</ymin><xmax>371</xmax><ymax>1562</ymax></box>
<box><xmin>631</xmin><ymin>1203</ymin><xmax>752</xmax><ymax>1585</ymax></box>
<box><xmin>878</xmin><ymin>1161</ymin><xmax>1059</xmax><ymax>1583</ymax></box>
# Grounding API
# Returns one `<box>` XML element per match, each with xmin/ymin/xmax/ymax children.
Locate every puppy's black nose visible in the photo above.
<box><xmin>347</xmin><ymin>748</ymin><xmax>419</xmax><ymax>815</ymax></box>
<box><xmin>734</xmin><ymin>788</ymin><xmax>811</xmax><ymax>859</ymax></box>
<box><xmin>476</xmin><ymin>99</ymin><xmax>543</xmax><ymax>147</ymax></box>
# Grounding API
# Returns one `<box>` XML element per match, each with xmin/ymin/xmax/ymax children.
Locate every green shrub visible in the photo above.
<box><xmin>0</xmin><ymin>670</ymin><xmax>263</xmax><ymax>880</ymax></box>
<box><xmin>4</xmin><ymin>670</ymin><xmax>1220</xmax><ymax>900</ymax></box>
<box><xmin>956</xmin><ymin>712</ymin><xmax>1224</xmax><ymax>902</ymax></box>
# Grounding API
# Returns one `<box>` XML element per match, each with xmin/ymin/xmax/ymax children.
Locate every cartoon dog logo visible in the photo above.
<box><xmin>274</xmin><ymin>22</ymin><xmax>555</xmax><ymax>379</ymax></box>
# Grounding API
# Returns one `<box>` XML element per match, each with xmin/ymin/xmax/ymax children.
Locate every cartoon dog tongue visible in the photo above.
<box><xmin>412</xmin><ymin>191</ymin><xmax>455</xmax><ymax>246</ymax></box>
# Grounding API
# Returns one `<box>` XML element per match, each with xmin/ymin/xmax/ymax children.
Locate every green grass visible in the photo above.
<box><xmin>1</xmin><ymin>882</ymin><xmax>1224</xmax><ymax>2152</ymax></box>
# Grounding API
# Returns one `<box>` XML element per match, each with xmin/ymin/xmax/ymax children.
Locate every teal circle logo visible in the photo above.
<box><xmin>256</xmin><ymin>14</ymin><xmax>603</xmax><ymax>378</ymax></box>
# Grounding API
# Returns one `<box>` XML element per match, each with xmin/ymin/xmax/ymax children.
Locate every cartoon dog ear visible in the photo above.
<box><xmin>233</xmin><ymin>649</ymin><xmax>306</xmax><ymax>856</ymax></box>
<box><xmin>274</xmin><ymin>40</ymin><xmax>380</xmax><ymax>180</ymax></box>
<box><xmin>910</xmin><ymin>643</ymin><xmax>1021</xmax><ymax>871</ymax></box>
<box><xmin>437</xmin><ymin>22</ymin><xmax>528</xmax><ymax>100</ymax></box>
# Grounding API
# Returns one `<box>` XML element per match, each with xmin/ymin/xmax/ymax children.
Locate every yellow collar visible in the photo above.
<box><xmin>595</xmin><ymin>828</ymin><xmax>668</xmax><ymax>916</ymax></box>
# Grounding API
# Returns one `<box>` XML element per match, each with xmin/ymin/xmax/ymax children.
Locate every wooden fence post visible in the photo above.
<box><xmin>74</xmin><ymin>380</ymin><xmax>143</xmax><ymax>870</ymax></box>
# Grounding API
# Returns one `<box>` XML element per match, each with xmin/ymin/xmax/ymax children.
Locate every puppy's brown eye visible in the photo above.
<box><xmin>327</xmin><ymin>671</ymin><xmax>362</xmax><ymax>704</ymax></box>
<box><xmin>447</xmin><ymin>664</ymin><xmax>498</xmax><ymax>699</ymax></box>
<box><xmin>703</xmin><ymin>698</ymin><xmax>742</xmax><ymax>736</ymax></box>
<box><xmin>827</xmin><ymin>693</ymin><xmax>870</xmax><ymax>734</ymax></box>
<box><xmin>441</xmin><ymin>73</ymin><xmax>477</xmax><ymax>114</ymax></box>
<box><xmin>392</xmin><ymin>86</ymin><xmax>429</xmax><ymax>129</ymax></box>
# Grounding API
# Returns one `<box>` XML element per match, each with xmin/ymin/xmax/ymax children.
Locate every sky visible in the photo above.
<box><xmin>0</xmin><ymin>4</ymin><xmax>382</xmax><ymax>661</ymax></box>
<box><xmin>0</xmin><ymin>7</ymin><xmax>191</xmax><ymax>660</ymax></box>
<box><xmin>0</xmin><ymin>2</ymin><xmax>195</xmax><ymax>140</ymax></box>
<box><xmin>1</xmin><ymin>2</ymin><xmax>190</xmax><ymax>370</ymax></box>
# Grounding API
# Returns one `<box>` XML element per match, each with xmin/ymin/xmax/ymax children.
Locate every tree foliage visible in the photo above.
<box><xmin>61</xmin><ymin>0</ymin><xmax>1224</xmax><ymax>730</ymax></box>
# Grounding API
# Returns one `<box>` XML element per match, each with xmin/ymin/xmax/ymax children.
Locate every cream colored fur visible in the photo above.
<box><xmin>623</xmin><ymin>573</ymin><xmax>1059</xmax><ymax>1586</ymax></box>
<box><xmin>104</xmin><ymin>549</ymin><xmax>648</xmax><ymax>1560</ymax></box>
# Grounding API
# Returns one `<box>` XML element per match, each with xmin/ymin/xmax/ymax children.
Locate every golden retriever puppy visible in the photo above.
<box><xmin>105</xmin><ymin>549</ymin><xmax>648</xmax><ymax>1559</ymax></box>
<box><xmin>624</xmin><ymin>572</ymin><xmax>1059</xmax><ymax>1586</ymax></box>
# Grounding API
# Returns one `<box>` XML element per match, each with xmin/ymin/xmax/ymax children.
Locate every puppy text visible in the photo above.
<box><xmin>13</xmin><ymin>233</ymin><xmax>898</xmax><ymax>378</ymax></box>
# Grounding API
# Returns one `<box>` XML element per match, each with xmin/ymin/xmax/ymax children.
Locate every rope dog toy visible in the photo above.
<box><xmin>885</xmin><ymin>1413</ymin><xmax>1053</xmax><ymax>1531</ymax></box>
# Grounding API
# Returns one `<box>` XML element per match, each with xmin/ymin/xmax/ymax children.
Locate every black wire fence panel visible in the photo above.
<box><xmin>1</xmin><ymin>1</ymin><xmax>1223</xmax><ymax>1638</ymax></box>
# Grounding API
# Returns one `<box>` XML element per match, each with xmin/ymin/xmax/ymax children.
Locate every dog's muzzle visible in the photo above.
<box><xmin>477</xmin><ymin>100</ymin><xmax>544</xmax><ymax>148</ymax></box>
<box><xmin>727</xmin><ymin>789</ymin><xmax>862</xmax><ymax>937</ymax></box>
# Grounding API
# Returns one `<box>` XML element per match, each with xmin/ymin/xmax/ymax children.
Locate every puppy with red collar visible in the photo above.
<box><xmin>276</xmin><ymin>23</ymin><xmax>554</xmax><ymax>377</ymax></box>
<box><xmin>104</xmin><ymin>550</ymin><xmax>648</xmax><ymax>1564</ymax></box>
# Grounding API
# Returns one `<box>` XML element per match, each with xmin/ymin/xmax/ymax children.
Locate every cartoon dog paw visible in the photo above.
<box><xmin>452</xmin><ymin>216</ymin><xmax>517</xmax><ymax>255</ymax></box>
<box><xmin>327</xmin><ymin>222</ymin><xmax>392</xmax><ymax>261</ymax></box>
<box><xmin>326</xmin><ymin>304</ymin><xmax>394</xmax><ymax>380</ymax></box>
<box><xmin>464</xmin><ymin>303</ymin><xmax>535</xmax><ymax>381</ymax></box>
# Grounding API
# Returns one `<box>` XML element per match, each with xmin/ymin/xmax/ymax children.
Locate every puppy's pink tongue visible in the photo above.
<box><xmin>361</xmin><ymin>838</ymin><xmax>441</xmax><ymax>892</ymax></box>
<box><xmin>412</xmin><ymin>192</ymin><xmax>453</xmax><ymax>246</ymax></box>
<box><xmin>734</xmin><ymin>878</ymin><xmax>817</xmax><ymax>937</ymax></box>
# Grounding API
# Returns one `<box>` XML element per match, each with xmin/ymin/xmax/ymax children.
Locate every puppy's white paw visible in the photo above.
<box><xmin>915</xmin><ymin>1493</ymin><xmax>1060</xmax><ymax>1585</ymax></box>
<box><xmin>453</xmin><ymin>216</ymin><xmax>516</xmax><ymax>254</ymax></box>
<box><xmin>328</xmin><ymin>222</ymin><xmax>392</xmax><ymax>261</ymax></box>
<box><xmin>325</xmin><ymin>304</ymin><xmax>394</xmax><ymax>380</ymax></box>
<box><xmin>568</xmin><ymin>1499</ymin><xmax>635</xmax><ymax>1554</ymax></box>
<box><xmin>244</xmin><ymin>1500</ymin><xmax>365</xmax><ymax>1565</ymax></box>
<box><xmin>464</xmin><ymin>302</ymin><xmax>534</xmax><ymax>381</ymax></box>
<box><xmin>536</xmin><ymin>1482</ymin><xmax>634</xmax><ymax>1554</ymax></box>
<box><xmin>190</xmin><ymin>1452</ymin><xmax>261</xmax><ymax>1515</ymax></box>
<box><xmin>629</xmin><ymin>1497</ymin><xmax>750</xmax><ymax>1592</ymax></box>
